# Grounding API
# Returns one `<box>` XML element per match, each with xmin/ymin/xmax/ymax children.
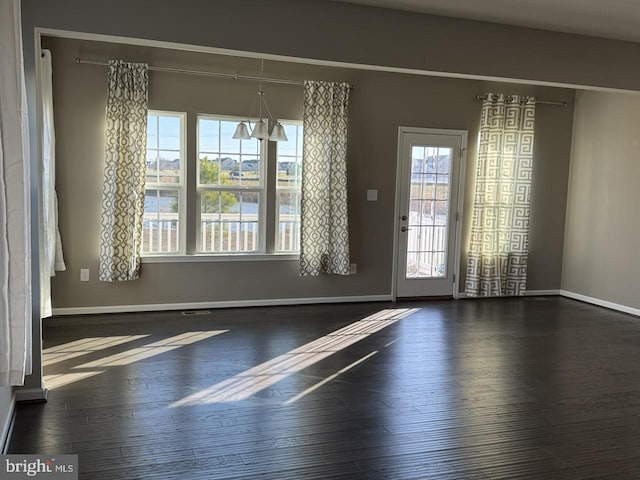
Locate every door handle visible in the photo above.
<box><xmin>401</xmin><ymin>226</ymin><xmax>411</xmax><ymax>232</ymax></box>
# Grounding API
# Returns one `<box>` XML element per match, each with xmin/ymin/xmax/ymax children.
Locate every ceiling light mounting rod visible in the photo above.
<box><xmin>233</xmin><ymin>58</ymin><xmax>288</xmax><ymax>142</ymax></box>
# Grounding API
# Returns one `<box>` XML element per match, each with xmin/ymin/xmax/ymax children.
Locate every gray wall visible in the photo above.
<box><xmin>22</xmin><ymin>0</ymin><xmax>640</xmax><ymax>92</ymax></box>
<box><xmin>562</xmin><ymin>91</ymin><xmax>640</xmax><ymax>309</ymax></box>
<box><xmin>45</xmin><ymin>37</ymin><xmax>574</xmax><ymax>308</ymax></box>
<box><xmin>0</xmin><ymin>387</ymin><xmax>14</xmax><ymax>451</ymax></box>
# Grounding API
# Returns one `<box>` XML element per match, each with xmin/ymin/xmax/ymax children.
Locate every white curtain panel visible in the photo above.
<box><xmin>465</xmin><ymin>93</ymin><xmax>536</xmax><ymax>297</ymax></box>
<box><xmin>300</xmin><ymin>80</ymin><xmax>351</xmax><ymax>276</ymax></box>
<box><xmin>0</xmin><ymin>0</ymin><xmax>33</xmax><ymax>386</ymax></box>
<box><xmin>98</xmin><ymin>60</ymin><xmax>148</xmax><ymax>282</ymax></box>
<box><xmin>40</xmin><ymin>49</ymin><xmax>66</xmax><ymax>318</ymax></box>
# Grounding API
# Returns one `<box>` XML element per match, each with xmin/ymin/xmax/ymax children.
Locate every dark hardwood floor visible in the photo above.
<box><xmin>9</xmin><ymin>297</ymin><xmax>640</xmax><ymax>479</ymax></box>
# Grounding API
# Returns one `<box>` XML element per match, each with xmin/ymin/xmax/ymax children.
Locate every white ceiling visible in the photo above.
<box><xmin>332</xmin><ymin>0</ymin><xmax>640</xmax><ymax>43</ymax></box>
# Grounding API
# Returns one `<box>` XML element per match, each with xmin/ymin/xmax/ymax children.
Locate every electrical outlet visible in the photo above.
<box><xmin>80</xmin><ymin>269</ymin><xmax>90</xmax><ymax>282</ymax></box>
<box><xmin>349</xmin><ymin>263</ymin><xmax>357</xmax><ymax>275</ymax></box>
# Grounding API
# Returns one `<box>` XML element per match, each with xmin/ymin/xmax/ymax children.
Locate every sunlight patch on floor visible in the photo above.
<box><xmin>284</xmin><ymin>350</ymin><xmax>379</xmax><ymax>404</ymax></box>
<box><xmin>170</xmin><ymin>308</ymin><xmax>420</xmax><ymax>406</ymax></box>
<box><xmin>44</xmin><ymin>331</ymin><xmax>228</xmax><ymax>390</ymax></box>
<box><xmin>43</xmin><ymin>335</ymin><xmax>149</xmax><ymax>366</ymax></box>
<box><xmin>74</xmin><ymin>331</ymin><xmax>227</xmax><ymax>368</ymax></box>
<box><xmin>44</xmin><ymin>370</ymin><xmax>105</xmax><ymax>389</ymax></box>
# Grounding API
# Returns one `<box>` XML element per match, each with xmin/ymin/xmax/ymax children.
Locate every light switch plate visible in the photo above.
<box><xmin>366</xmin><ymin>189</ymin><xmax>378</xmax><ymax>201</ymax></box>
<box><xmin>80</xmin><ymin>269</ymin><xmax>90</xmax><ymax>282</ymax></box>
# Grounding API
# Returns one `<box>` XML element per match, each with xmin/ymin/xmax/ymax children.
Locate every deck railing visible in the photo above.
<box><xmin>142</xmin><ymin>213</ymin><xmax>300</xmax><ymax>254</ymax></box>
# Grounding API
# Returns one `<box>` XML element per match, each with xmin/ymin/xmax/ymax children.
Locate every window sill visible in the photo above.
<box><xmin>141</xmin><ymin>253</ymin><xmax>299</xmax><ymax>263</ymax></box>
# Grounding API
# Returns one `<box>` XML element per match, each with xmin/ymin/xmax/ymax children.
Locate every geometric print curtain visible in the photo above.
<box><xmin>465</xmin><ymin>93</ymin><xmax>536</xmax><ymax>297</ymax></box>
<box><xmin>98</xmin><ymin>60</ymin><xmax>149</xmax><ymax>282</ymax></box>
<box><xmin>300</xmin><ymin>80</ymin><xmax>351</xmax><ymax>276</ymax></box>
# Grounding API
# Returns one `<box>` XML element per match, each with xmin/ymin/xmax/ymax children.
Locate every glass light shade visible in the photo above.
<box><xmin>250</xmin><ymin>119</ymin><xmax>269</xmax><ymax>140</ymax></box>
<box><xmin>232</xmin><ymin>121</ymin><xmax>251</xmax><ymax>140</ymax></box>
<box><xmin>269</xmin><ymin>122</ymin><xmax>288</xmax><ymax>142</ymax></box>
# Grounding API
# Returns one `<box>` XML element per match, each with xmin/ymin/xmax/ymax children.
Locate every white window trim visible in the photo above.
<box><xmin>141</xmin><ymin>253</ymin><xmax>298</xmax><ymax>263</ymax></box>
<box><xmin>142</xmin><ymin>110</ymin><xmax>187</xmax><ymax>257</ymax></box>
<box><xmin>196</xmin><ymin>113</ymin><xmax>268</xmax><ymax>254</ymax></box>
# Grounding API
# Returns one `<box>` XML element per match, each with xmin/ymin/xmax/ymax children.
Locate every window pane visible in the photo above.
<box><xmin>158</xmin><ymin>150</ymin><xmax>180</xmax><ymax>183</ymax></box>
<box><xmin>146</xmin><ymin>150</ymin><xmax>159</xmax><ymax>183</ymax></box>
<box><xmin>297</xmin><ymin>128</ymin><xmax>303</xmax><ymax>155</ymax></box>
<box><xmin>199</xmin><ymin>118</ymin><xmax>220</xmax><ymax>152</ymax></box>
<box><xmin>197</xmin><ymin>115</ymin><xmax>265</xmax><ymax>254</ymax></box>
<box><xmin>436</xmin><ymin>148</ymin><xmax>452</xmax><ymax>174</ymax></box>
<box><xmin>277</xmin><ymin>159</ymin><xmax>301</xmax><ymax>188</ymax></box>
<box><xmin>404</xmin><ymin>142</ymin><xmax>452</xmax><ymax>278</ymax></box>
<box><xmin>411</xmin><ymin>146</ymin><xmax>425</xmax><ymax>174</ymax></box>
<box><xmin>275</xmin><ymin>123</ymin><xmax>303</xmax><ymax>252</ymax></box>
<box><xmin>220</xmin><ymin>121</ymin><xmax>240</xmax><ymax>153</ymax></box>
<box><xmin>278</xmin><ymin>124</ymin><xmax>298</xmax><ymax>156</ymax></box>
<box><xmin>198</xmin><ymin>116</ymin><xmax>261</xmax><ymax>187</ymax></box>
<box><xmin>219</xmin><ymin>156</ymin><xmax>239</xmax><ymax>172</ymax></box>
<box><xmin>143</xmin><ymin>189</ymin><xmax>179</xmax><ymax>254</ymax></box>
<box><xmin>158</xmin><ymin>116</ymin><xmax>180</xmax><ymax>150</ymax></box>
<box><xmin>144</xmin><ymin>112</ymin><xmax>184</xmax><ymax>255</ymax></box>
<box><xmin>277</xmin><ymin>192</ymin><xmax>301</xmax><ymax>252</ymax></box>
<box><xmin>237</xmin><ymin>157</ymin><xmax>260</xmax><ymax>186</ymax></box>
<box><xmin>147</xmin><ymin>115</ymin><xmax>158</xmax><ymax>149</ymax></box>
<box><xmin>200</xmin><ymin>191</ymin><xmax>259</xmax><ymax>253</ymax></box>
<box><xmin>199</xmin><ymin>156</ymin><xmax>221</xmax><ymax>186</ymax></box>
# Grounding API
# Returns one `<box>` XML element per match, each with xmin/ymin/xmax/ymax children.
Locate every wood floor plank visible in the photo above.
<box><xmin>9</xmin><ymin>297</ymin><xmax>640</xmax><ymax>479</ymax></box>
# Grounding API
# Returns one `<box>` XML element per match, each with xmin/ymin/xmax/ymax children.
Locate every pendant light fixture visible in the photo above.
<box><xmin>233</xmin><ymin>59</ymin><xmax>288</xmax><ymax>142</ymax></box>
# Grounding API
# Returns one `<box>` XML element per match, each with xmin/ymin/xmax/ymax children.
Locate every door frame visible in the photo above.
<box><xmin>391</xmin><ymin>126</ymin><xmax>468</xmax><ymax>301</ymax></box>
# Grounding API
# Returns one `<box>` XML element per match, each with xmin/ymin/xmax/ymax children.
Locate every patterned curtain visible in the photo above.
<box><xmin>300</xmin><ymin>81</ymin><xmax>351</xmax><ymax>276</ymax></box>
<box><xmin>98</xmin><ymin>60</ymin><xmax>149</xmax><ymax>282</ymax></box>
<box><xmin>465</xmin><ymin>93</ymin><xmax>536</xmax><ymax>297</ymax></box>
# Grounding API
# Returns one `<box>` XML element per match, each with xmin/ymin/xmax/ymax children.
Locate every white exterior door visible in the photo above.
<box><xmin>395</xmin><ymin>128</ymin><xmax>466</xmax><ymax>298</ymax></box>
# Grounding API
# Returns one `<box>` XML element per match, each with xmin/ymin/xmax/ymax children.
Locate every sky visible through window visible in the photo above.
<box><xmin>148</xmin><ymin>116</ymin><xmax>304</xmax><ymax>158</ymax></box>
<box><xmin>147</xmin><ymin>115</ymin><xmax>180</xmax><ymax>151</ymax></box>
<box><xmin>199</xmin><ymin>119</ymin><xmax>242</xmax><ymax>154</ymax></box>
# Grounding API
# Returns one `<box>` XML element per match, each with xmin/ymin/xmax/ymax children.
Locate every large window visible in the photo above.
<box><xmin>197</xmin><ymin>116</ymin><xmax>265</xmax><ymax>253</ymax></box>
<box><xmin>276</xmin><ymin>122</ymin><xmax>303</xmax><ymax>252</ymax></box>
<box><xmin>143</xmin><ymin>112</ymin><xmax>185</xmax><ymax>255</ymax></box>
<box><xmin>143</xmin><ymin>113</ymin><xmax>303</xmax><ymax>258</ymax></box>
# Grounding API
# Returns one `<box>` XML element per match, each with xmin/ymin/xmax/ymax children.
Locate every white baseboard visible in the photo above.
<box><xmin>526</xmin><ymin>289</ymin><xmax>562</xmax><ymax>296</ymax></box>
<box><xmin>14</xmin><ymin>387</ymin><xmax>48</xmax><ymax>403</ymax></box>
<box><xmin>51</xmin><ymin>294</ymin><xmax>394</xmax><ymax>316</ymax></box>
<box><xmin>457</xmin><ymin>289</ymin><xmax>561</xmax><ymax>299</ymax></box>
<box><xmin>559</xmin><ymin>290</ymin><xmax>640</xmax><ymax>317</ymax></box>
<box><xmin>1</xmin><ymin>391</ymin><xmax>15</xmax><ymax>454</ymax></box>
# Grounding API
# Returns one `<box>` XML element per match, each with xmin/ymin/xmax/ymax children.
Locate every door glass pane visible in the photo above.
<box><xmin>405</xmin><ymin>145</ymin><xmax>452</xmax><ymax>278</ymax></box>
